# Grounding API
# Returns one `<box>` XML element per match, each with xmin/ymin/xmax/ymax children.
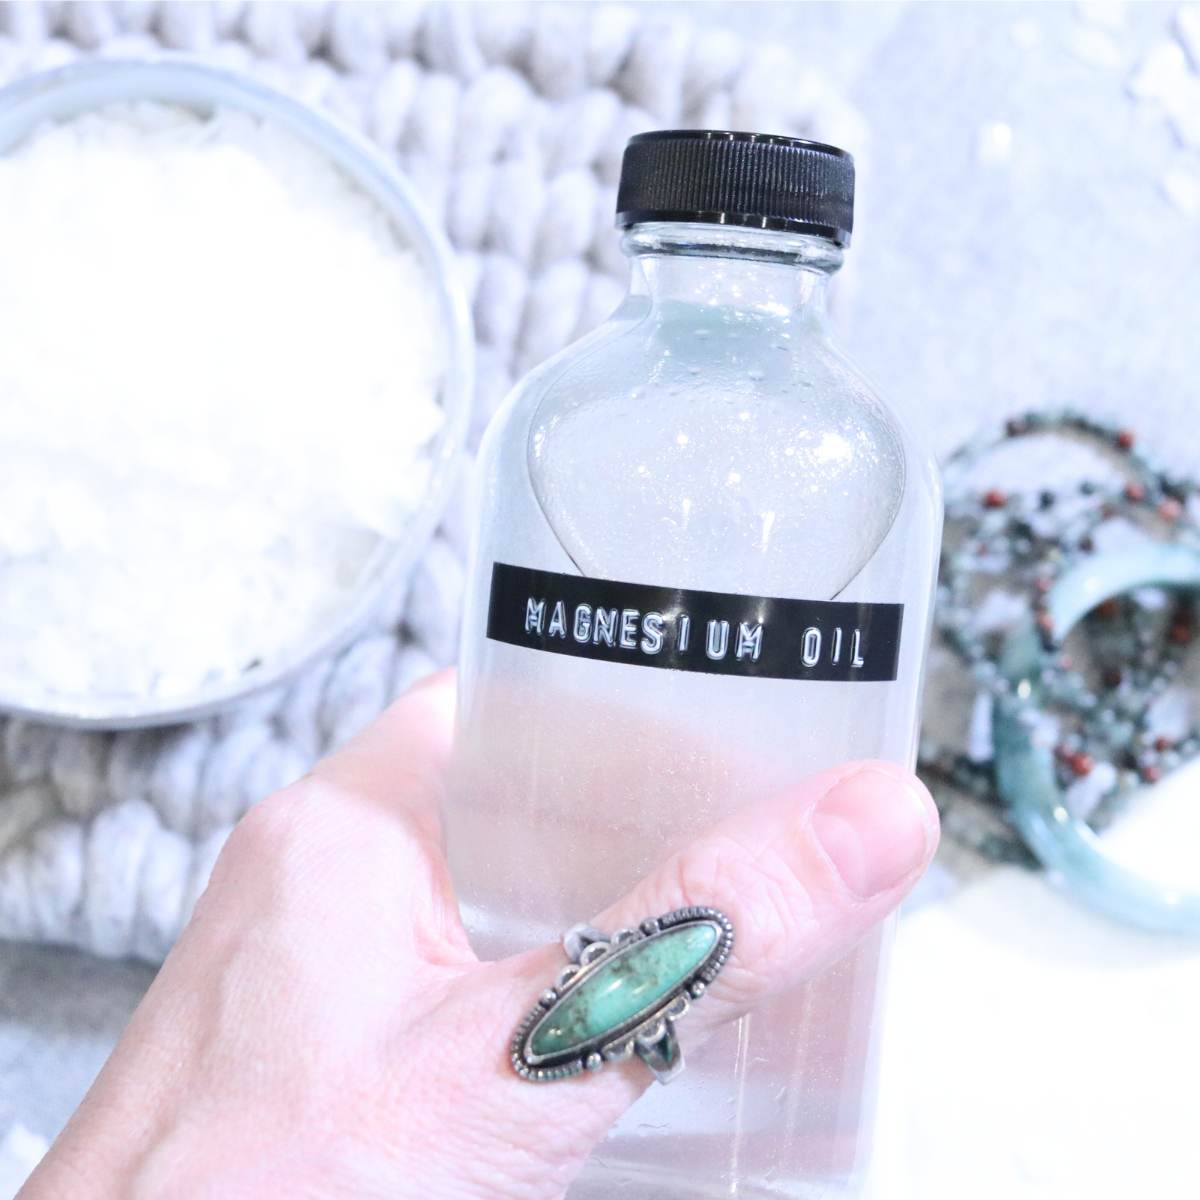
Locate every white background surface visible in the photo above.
<box><xmin>871</xmin><ymin>861</ymin><xmax>1200</xmax><ymax>1200</ymax></box>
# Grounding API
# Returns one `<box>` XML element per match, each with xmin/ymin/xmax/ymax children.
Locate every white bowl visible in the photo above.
<box><xmin>0</xmin><ymin>57</ymin><xmax>472</xmax><ymax>729</ymax></box>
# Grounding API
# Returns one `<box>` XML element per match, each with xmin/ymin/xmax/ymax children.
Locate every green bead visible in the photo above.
<box><xmin>530</xmin><ymin>923</ymin><xmax>718</xmax><ymax>1059</ymax></box>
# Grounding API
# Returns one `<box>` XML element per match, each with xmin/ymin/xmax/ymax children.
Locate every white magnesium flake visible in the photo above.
<box><xmin>0</xmin><ymin>102</ymin><xmax>445</xmax><ymax>705</ymax></box>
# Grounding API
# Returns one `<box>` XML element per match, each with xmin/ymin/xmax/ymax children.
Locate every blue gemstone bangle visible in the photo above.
<box><xmin>923</xmin><ymin>409</ymin><xmax>1200</xmax><ymax>926</ymax></box>
<box><xmin>992</xmin><ymin>545</ymin><xmax>1200</xmax><ymax>935</ymax></box>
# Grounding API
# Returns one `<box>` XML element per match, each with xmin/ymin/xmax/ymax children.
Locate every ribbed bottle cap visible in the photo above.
<box><xmin>616</xmin><ymin>130</ymin><xmax>855</xmax><ymax>247</ymax></box>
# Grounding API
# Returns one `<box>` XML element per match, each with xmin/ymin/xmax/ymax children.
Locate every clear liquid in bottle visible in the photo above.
<box><xmin>448</xmin><ymin>132</ymin><xmax>941</xmax><ymax>1198</ymax></box>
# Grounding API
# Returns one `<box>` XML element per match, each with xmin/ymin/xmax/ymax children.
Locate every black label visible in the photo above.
<box><xmin>486</xmin><ymin>563</ymin><xmax>903</xmax><ymax>682</ymax></box>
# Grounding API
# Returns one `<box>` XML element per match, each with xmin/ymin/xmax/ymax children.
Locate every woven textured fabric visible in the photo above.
<box><xmin>0</xmin><ymin>0</ymin><xmax>864</xmax><ymax>963</ymax></box>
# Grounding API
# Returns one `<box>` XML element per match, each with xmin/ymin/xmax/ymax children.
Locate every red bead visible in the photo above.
<box><xmin>1159</xmin><ymin>498</ymin><xmax>1183</xmax><ymax>522</ymax></box>
<box><xmin>983</xmin><ymin>488</ymin><xmax>1008</xmax><ymax>509</ymax></box>
<box><xmin>1154</xmin><ymin>736</ymin><xmax>1173</xmax><ymax>753</ymax></box>
<box><xmin>1035</xmin><ymin>612</ymin><xmax>1055</xmax><ymax>633</ymax></box>
<box><xmin>1069</xmin><ymin>753</ymin><xmax>1094</xmax><ymax>778</ymax></box>
<box><xmin>1034</xmin><ymin>576</ymin><xmax>1053</xmax><ymax>594</ymax></box>
<box><xmin>1116</xmin><ymin>429</ymin><xmax>1135</xmax><ymax>450</ymax></box>
<box><xmin>1141</xmin><ymin>764</ymin><xmax>1162</xmax><ymax>784</ymax></box>
<box><xmin>1169</xmin><ymin>623</ymin><xmax>1193</xmax><ymax>646</ymax></box>
<box><xmin>1096</xmin><ymin>598</ymin><xmax>1120</xmax><ymax>618</ymax></box>
<box><xmin>1124</xmin><ymin>482</ymin><xmax>1146</xmax><ymax>503</ymax></box>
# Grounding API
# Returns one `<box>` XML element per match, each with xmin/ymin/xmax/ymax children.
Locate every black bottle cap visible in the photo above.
<box><xmin>616</xmin><ymin>129</ymin><xmax>855</xmax><ymax>247</ymax></box>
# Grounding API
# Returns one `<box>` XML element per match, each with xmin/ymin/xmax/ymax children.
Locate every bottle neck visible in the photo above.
<box><xmin>620</xmin><ymin>222</ymin><xmax>843</xmax><ymax>324</ymax></box>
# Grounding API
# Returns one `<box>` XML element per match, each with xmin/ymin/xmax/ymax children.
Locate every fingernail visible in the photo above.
<box><xmin>810</xmin><ymin>767</ymin><xmax>936</xmax><ymax>898</ymax></box>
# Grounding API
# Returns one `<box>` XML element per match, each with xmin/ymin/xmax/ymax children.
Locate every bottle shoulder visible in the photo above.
<box><xmin>484</xmin><ymin>302</ymin><xmax>935</xmax><ymax>496</ymax></box>
<box><xmin>477</xmin><ymin>296</ymin><xmax>650</xmax><ymax>460</ymax></box>
<box><xmin>476</xmin><ymin>305</ymin><xmax>938</xmax><ymax>596</ymax></box>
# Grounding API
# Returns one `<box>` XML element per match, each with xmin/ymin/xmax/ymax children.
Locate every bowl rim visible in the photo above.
<box><xmin>0</xmin><ymin>54</ymin><xmax>474</xmax><ymax>730</ymax></box>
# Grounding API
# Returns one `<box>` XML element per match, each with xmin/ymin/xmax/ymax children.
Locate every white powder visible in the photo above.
<box><xmin>0</xmin><ymin>101</ymin><xmax>445</xmax><ymax>707</ymax></box>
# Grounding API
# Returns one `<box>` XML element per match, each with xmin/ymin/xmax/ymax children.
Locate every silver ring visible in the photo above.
<box><xmin>511</xmin><ymin>906</ymin><xmax>734</xmax><ymax>1084</ymax></box>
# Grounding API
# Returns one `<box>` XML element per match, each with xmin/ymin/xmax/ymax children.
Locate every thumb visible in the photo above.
<box><xmin>436</xmin><ymin>761</ymin><xmax>938</xmax><ymax>1195</ymax></box>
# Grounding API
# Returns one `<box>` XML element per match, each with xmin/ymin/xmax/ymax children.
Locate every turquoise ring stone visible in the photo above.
<box><xmin>511</xmin><ymin>906</ymin><xmax>734</xmax><ymax>1083</ymax></box>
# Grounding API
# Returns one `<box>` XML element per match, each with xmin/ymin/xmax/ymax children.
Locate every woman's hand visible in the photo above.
<box><xmin>21</xmin><ymin>671</ymin><xmax>938</xmax><ymax>1200</ymax></box>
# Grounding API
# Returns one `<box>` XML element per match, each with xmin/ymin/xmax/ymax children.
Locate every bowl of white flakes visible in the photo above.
<box><xmin>0</xmin><ymin>56</ymin><xmax>472</xmax><ymax>729</ymax></box>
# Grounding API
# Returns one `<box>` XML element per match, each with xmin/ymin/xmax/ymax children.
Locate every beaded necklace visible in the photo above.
<box><xmin>922</xmin><ymin>411</ymin><xmax>1200</xmax><ymax>867</ymax></box>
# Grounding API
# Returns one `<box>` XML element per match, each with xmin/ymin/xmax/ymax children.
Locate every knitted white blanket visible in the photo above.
<box><xmin>0</xmin><ymin>0</ymin><xmax>864</xmax><ymax>963</ymax></box>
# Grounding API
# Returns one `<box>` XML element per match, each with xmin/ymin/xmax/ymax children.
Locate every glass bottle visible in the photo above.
<box><xmin>447</xmin><ymin>131</ymin><xmax>942</xmax><ymax>1198</ymax></box>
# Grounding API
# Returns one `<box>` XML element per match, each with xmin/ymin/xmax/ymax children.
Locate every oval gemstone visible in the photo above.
<box><xmin>529</xmin><ymin>922</ymin><xmax>718</xmax><ymax>1059</ymax></box>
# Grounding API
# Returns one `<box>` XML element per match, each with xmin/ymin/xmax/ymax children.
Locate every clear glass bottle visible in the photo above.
<box><xmin>448</xmin><ymin>132</ymin><xmax>941</xmax><ymax>1198</ymax></box>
